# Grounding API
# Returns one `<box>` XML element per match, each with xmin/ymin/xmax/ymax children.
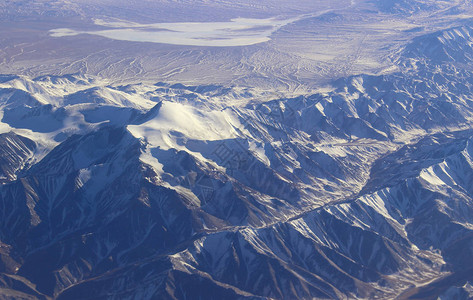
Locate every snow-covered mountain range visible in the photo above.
<box><xmin>0</xmin><ymin>20</ymin><xmax>473</xmax><ymax>298</ymax></box>
<box><xmin>2</xmin><ymin>0</ymin><xmax>473</xmax><ymax>299</ymax></box>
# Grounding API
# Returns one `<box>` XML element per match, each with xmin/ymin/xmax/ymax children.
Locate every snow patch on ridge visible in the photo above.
<box><xmin>127</xmin><ymin>101</ymin><xmax>241</xmax><ymax>149</ymax></box>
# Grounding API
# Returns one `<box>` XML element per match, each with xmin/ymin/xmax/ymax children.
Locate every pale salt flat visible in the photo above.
<box><xmin>49</xmin><ymin>15</ymin><xmax>319</xmax><ymax>47</ymax></box>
